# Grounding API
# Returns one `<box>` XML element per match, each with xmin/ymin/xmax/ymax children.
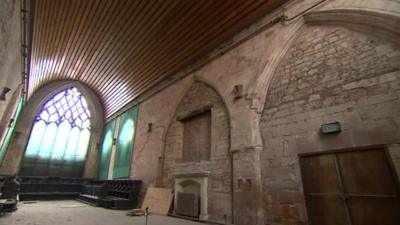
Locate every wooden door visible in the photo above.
<box><xmin>300</xmin><ymin>148</ymin><xmax>400</xmax><ymax>225</ymax></box>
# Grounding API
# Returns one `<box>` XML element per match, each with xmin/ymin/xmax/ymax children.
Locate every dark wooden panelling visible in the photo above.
<box><xmin>29</xmin><ymin>0</ymin><xmax>287</xmax><ymax>118</ymax></box>
<box><xmin>300</xmin><ymin>149</ymin><xmax>400</xmax><ymax>225</ymax></box>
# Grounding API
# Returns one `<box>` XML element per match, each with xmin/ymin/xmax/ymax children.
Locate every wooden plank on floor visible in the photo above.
<box><xmin>141</xmin><ymin>187</ymin><xmax>173</xmax><ymax>216</ymax></box>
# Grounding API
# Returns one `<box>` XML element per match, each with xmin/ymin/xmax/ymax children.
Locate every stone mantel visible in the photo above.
<box><xmin>171</xmin><ymin>171</ymin><xmax>211</xmax><ymax>178</ymax></box>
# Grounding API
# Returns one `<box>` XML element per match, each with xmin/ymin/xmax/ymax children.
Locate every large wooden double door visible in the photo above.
<box><xmin>300</xmin><ymin>148</ymin><xmax>400</xmax><ymax>225</ymax></box>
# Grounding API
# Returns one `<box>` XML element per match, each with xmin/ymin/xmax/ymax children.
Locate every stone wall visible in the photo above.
<box><xmin>260</xmin><ymin>25</ymin><xmax>400</xmax><ymax>225</ymax></box>
<box><xmin>161</xmin><ymin>81</ymin><xmax>232</xmax><ymax>224</ymax></box>
<box><xmin>128</xmin><ymin>1</ymin><xmax>400</xmax><ymax>224</ymax></box>
<box><xmin>0</xmin><ymin>0</ymin><xmax>22</xmax><ymax>149</ymax></box>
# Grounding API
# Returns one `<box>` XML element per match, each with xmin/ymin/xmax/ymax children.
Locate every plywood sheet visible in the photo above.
<box><xmin>141</xmin><ymin>187</ymin><xmax>173</xmax><ymax>215</ymax></box>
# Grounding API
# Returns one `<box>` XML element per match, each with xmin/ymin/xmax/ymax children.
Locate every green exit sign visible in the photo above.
<box><xmin>321</xmin><ymin>122</ymin><xmax>341</xmax><ymax>134</ymax></box>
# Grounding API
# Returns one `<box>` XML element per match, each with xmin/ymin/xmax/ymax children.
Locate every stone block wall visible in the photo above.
<box><xmin>0</xmin><ymin>0</ymin><xmax>22</xmax><ymax>149</ymax></box>
<box><xmin>260</xmin><ymin>25</ymin><xmax>400</xmax><ymax>225</ymax></box>
<box><xmin>182</xmin><ymin>110</ymin><xmax>211</xmax><ymax>162</ymax></box>
<box><xmin>161</xmin><ymin>81</ymin><xmax>232</xmax><ymax>224</ymax></box>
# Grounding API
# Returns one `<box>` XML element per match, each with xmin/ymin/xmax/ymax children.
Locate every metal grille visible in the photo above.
<box><xmin>175</xmin><ymin>192</ymin><xmax>199</xmax><ymax>218</ymax></box>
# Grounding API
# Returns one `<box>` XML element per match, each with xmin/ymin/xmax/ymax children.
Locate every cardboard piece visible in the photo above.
<box><xmin>141</xmin><ymin>187</ymin><xmax>173</xmax><ymax>215</ymax></box>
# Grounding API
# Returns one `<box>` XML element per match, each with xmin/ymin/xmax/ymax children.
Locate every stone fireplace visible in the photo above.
<box><xmin>161</xmin><ymin>81</ymin><xmax>232</xmax><ymax>224</ymax></box>
<box><xmin>172</xmin><ymin>171</ymin><xmax>210</xmax><ymax>221</ymax></box>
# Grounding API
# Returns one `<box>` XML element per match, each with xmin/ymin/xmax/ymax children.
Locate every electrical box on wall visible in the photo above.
<box><xmin>321</xmin><ymin>122</ymin><xmax>341</xmax><ymax>134</ymax></box>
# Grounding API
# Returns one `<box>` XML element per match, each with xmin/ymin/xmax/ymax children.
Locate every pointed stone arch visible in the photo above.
<box><xmin>252</xmin><ymin>8</ymin><xmax>400</xmax><ymax>117</ymax></box>
<box><xmin>159</xmin><ymin>80</ymin><xmax>232</xmax><ymax>223</ymax></box>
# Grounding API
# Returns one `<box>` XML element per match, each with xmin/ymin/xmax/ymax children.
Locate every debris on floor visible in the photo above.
<box><xmin>126</xmin><ymin>209</ymin><xmax>146</xmax><ymax>217</ymax></box>
<box><xmin>22</xmin><ymin>201</ymin><xmax>38</xmax><ymax>204</ymax></box>
<box><xmin>60</xmin><ymin>204</ymin><xmax>86</xmax><ymax>208</ymax></box>
<box><xmin>2</xmin><ymin>200</ymin><xmax>205</xmax><ymax>225</ymax></box>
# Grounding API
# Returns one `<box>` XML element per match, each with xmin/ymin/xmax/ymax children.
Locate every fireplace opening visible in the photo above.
<box><xmin>175</xmin><ymin>180</ymin><xmax>201</xmax><ymax>218</ymax></box>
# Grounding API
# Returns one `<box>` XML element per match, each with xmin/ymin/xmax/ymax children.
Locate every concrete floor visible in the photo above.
<box><xmin>0</xmin><ymin>200</ymin><xmax>205</xmax><ymax>225</ymax></box>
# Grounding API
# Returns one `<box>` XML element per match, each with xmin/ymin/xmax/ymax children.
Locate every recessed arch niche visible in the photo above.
<box><xmin>160</xmin><ymin>80</ymin><xmax>232</xmax><ymax>223</ymax></box>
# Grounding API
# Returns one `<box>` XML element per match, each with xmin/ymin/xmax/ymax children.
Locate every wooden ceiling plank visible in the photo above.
<box><xmin>34</xmin><ymin>0</ymin><xmax>82</xmax><ymax>87</ymax></box>
<box><xmin>94</xmin><ymin>0</ymin><xmax>192</xmax><ymax>95</ymax></box>
<box><xmin>94</xmin><ymin>0</ymin><xmax>284</xmax><ymax>116</ymax></box>
<box><xmin>43</xmin><ymin>0</ymin><xmax>83</xmax><ymax>89</ymax></box>
<box><xmin>121</xmin><ymin>1</ymin><xmax>250</xmax><ymax>82</ymax></box>
<box><xmin>48</xmin><ymin>0</ymin><xmax>91</xmax><ymax>86</ymax></box>
<box><xmin>97</xmin><ymin>0</ymin><xmax>219</xmax><ymax>97</ymax></box>
<box><xmin>45</xmin><ymin>0</ymin><xmax>71</xmax><ymax>83</ymax></box>
<box><xmin>43</xmin><ymin>0</ymin><xmax>67</xmax><ymax>83</ymax></box>
<box><xmin>118</xmin><ymin>0</ymin><xmax>200</xmax><ymax>69</ymax></box>
<box><xmin>30</xmin><ymin>0</ymin><xmax>47</xmax><ymax>90</ymax></box>
<box><xmin>152</xmin><ymin>0</ymin><xmax>283</xmax><ymax>79</ymax></box>
<box><xmin>106</xmin><ymin>0</ymin><xmax>272</xmax><ymax>111</ymax></box>
<box><xmin>28</xmin><ymin>0</ymin><xmax>45</xmax><ymax>95</ymax></box>
<box><xmin>80</xmin><ymin>0</ymin><xmax>147</xmax><ymax>91</ymax></box>
<box><xmin>139</xmin><ymin>4</ymin><xmax>276</xmax><ymax>100</ymax></box>
<box><xmin>31</xmin><ymin>0</ymin><xmax>54</xmax><ymax>93</ymax></box>
<box><xmin>38</xmin><ymin>0</ymin><xmax>62</xmax><ymax>86</ymax></box>
<box><xmin>60</xmin><ymin>0</ymin><xmax>103</xmax><ymax>80</ymax></box>
<box><xmin>105</xmin><ymin>0</ymin><xmax>217</xmax><ymax>82</ymax></box>
<box><xmin>83</xmin><ymin>0</ymin><xmax>163</xmax><ymax>87</ymax></box>
<box><xmin>126</xmin><ymin>0</ymin><xmax>267</xmax><ymax>91</ymax></box>
<box><xmin>63</xmin><ymin>0</ymin><xmax>118</xmax><ymax>81</ymax></box>
<box><xmin>57</xmin><ymin>0</ymin><xmax>96</xmax><ymax>81</ymax></box>
<box><xmin>75</xmin><ymin>0</ymin><xmax>135</xmax><ymax>83</ymax></box>
<box><xmin>73</xmin><ymin>0</ymin><xmax>133</xmax><ymax>82</ymax></box>
<box><xmin>53</xmin><ymin>0</ymin><xmax>91</xmax><ymax>82</ymax></box>
<box><xmin>78</xmin><ymin>0</ymin><xmax>149</xmax><ymax>84</ymax></box>
<box><xmin>136</xmin><ymin>0</ymin><xmax>257</xmax><ymax>76</ymax></box>
<box><xmin>100</xmin><ymin>0</ymin><xmax>250</xmax><ymax>101</ymax></box>
<box><xmin>27</xmin><ymin>0</ymin><xmax>287</xmax><ymax>118</ymax></box>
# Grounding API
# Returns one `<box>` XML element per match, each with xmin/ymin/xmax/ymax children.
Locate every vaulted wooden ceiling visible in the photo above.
<box><xmin>29</xmin><ymin>0</ymin><xmax>286</xmax><ymax>118</ymax></box>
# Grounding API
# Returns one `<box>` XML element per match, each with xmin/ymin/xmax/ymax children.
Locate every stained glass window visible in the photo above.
<box><xmin>98</xmin><ymin>119</ymin><xmax>116</xmax><ymax>180</ymax></box>
<box><xmin>113</xmin><ymin>106</ymin><xmax>138</xmax><ymax>179</ymax></box>
<box><xmin>19</xmin><ymin>87</ymin><xmax>92</xmax><ymax>177</ymax></box>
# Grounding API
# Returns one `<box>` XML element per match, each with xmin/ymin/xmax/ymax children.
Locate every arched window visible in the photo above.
<box><xmin>19</xmin><ymin>87</ymin><xmax>91</xmax><ymax>177</ymax></box>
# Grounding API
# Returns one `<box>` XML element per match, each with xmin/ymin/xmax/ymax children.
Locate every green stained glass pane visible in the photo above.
<box><xmin>0</xmin><ymin>97</ymin><xmax>23</xmax><ymax>163</ymax></box>
<box><xmin>98</xmin><ymin>120</ymin><xmax>116</xmax><ymax>180</ymax></box>
<box><xmin>0</xmin><ymin>126</ymin><xmax>14</xmax><ymax>163</ymax></box>
<box><xmin>64</xmin><ymin>127</ymin><xmax>80</xmax><ymax>161</ymax></box>
<box><xmin>51</xmin><ymin>121</ymin><xmax>71</xmax><ymax>160</ymax></box>
<box><xmin>25</xmin><ymin>120</ymin><xmax>46</xmax><ymax>157</ymax></box>
<box><xmin>38</xmin><ymin>123</ymin><xmax>58</xmax><ymax>159</ymax></box>
<box><xmin>113</xmin><ymin>106</ymin><xmax>138</xmax><ymax>179</ymax></box>
<box><xmin>76</xmin><ymin>129</ymin><xmax>90</xmax><ymax>160</ymax></box>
